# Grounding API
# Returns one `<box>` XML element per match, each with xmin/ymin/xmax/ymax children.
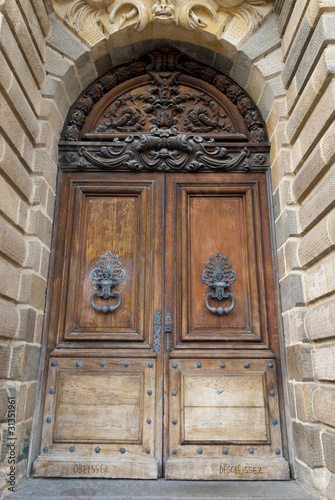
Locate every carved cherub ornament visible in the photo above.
<box><xmin>55</xmin><ymin>0</ymin><xmax>272</xmax><ymax>34</ymax></box>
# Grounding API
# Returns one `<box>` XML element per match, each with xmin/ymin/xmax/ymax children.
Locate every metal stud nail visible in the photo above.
<box><xmin>172</xmin><ymin>418</ymin><xmax>177</xmax><ymax>425</ymax></box>
<box><xmin>248</xmin><ymin>448</ymin><xmax>254</xmax><ymax>454</ymax></box>
<box><xmin>270</xmin><ymin>390</ymin><xmax>276</xmax><ymax>397</ymax></box>
<box><xmin>69</xmin><ymin>446</ymin><xmax>75</xmax><ymax>453</ymax></box>
<box><xmin>147</xmin><ymin>418</ymin><xmax>152</xmax><ymax>424</ymax></box>
<box><xmin>76</xmin><ymin>362</ymin><xmax>82</xmax><ymax>368</ymax></box>
<box><xmin>172</xmin><ymin>448</ymin><xmax>177</xmax><ymax>455</ymax></box>
<box><xmin>120</xmin><ymin>448</ymin><xmax>126</xmax><ymax>454</ymax></box>
<box><xmin>46</xmin><ymin>417</ymin><xmax>52</xmax><ymax>424</ymax></box>
<box><xmin>268</xmin><ymin>362</ymin><xmax>274</xmax><ymax>368</ymax></box>
<box><xmin>172</xmin><ymin>390</ymin><xmax>177</xmax><ymax>396</ymax></box>
<box><xmin>100</xmin><ymin>361</ymin><xmax>105</xmax><ymax>367</ymax></box>
<box><xmin>272</xmin><ymin>418</ymin><xmax>278</xmax><ymax>425</ymax></box>
<box><xmin>172</xmin><ymin>363</ymin><xmax>178</xmax><ymax>368</ymax></box>
<box><xmin>123</xmin><ymin>361</ymin><xmax>129</xmax><ymax>367</ymax></box>
<box><xmin>223</xmin><ymin>448</ymin><xmax>229</xmax><ymax>455</ymax></box>
<box><xmin>43</xmin><ymin>447</ymin><xmax>49</xmax><ymax>453</ymax></box>
<box><xmin>197</xmin><ymin>448</ymin><xmax>203</xmax><ymax>455</ymax></box>
<box><xmin>220</xmin><ymin>362</ymin><xmax>226</xmax><ymax>369</ymax></box>
<box><xmin>244</xmin><ymin>363</ymin><xmax>250</xmax><ymax>369</ymax></box>
<box><xmin>147</xmin><ymin>390</ymin><xmax>152</xmax><ymax>396</ymax></box>
<box><xmin>145</xmin><ymin>448</ymin><xmax>151</xmax><ymax>454</ymax></box>
<box><xmin>49</xmin><ymin>388</ymin><xmax>55</xmax><ymax>395</ymax></box>
<box><xmin>196</xmin><ymin>362</ymin><xmax>202</xmax><ymax>368</ymax></box>
<box><xmin>51</xmin><ymin>361</ymin><xmax>57</xmax><ymax>367</ymax></box>
<box><xmin>275</xmin><ymin>448</ymin><xmax>281</xmax><ymax>455</ymax></box>
<box><xmin>148</xmin><ymin>362</ymin><xmax>153</xmax><ymax>368</ymax></box>
<box><xmin>95</xmin><ymin>447</ymin><xmax>101</xmax><ymax>453</ymax></box>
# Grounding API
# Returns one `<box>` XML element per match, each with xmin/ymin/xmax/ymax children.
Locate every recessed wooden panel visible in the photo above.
<box><xmin>54</xmin><ymin>372</ymin><xmax>142</xmax><ymax>442</ymax></box>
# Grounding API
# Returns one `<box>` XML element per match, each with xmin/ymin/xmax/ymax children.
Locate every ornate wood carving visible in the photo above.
<box><xmin>63</xmin><ymin>47</ymin><xmax>267</xmax><ymax>144</ymax></box>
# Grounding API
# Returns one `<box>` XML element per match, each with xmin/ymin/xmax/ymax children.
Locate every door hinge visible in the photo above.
<box><xmin>153</xmin><ymin>311</ymin><xmax>162</xmax><ymax>354</ymax></box>
<box><xmin>164</xmin><ymin>312</ymin><xmax>172</xmax><ymax>352</ymax></box>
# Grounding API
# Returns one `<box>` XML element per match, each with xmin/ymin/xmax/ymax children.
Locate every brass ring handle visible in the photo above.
<box><xmin>91</xmin><ymin>292</ymin><xmax>121</xmax><ymax>314</ymax></box>
<box><xmin>205</xmin><ymin>292</ymin><xmax>235</xmax><ymax>316</ymax></box>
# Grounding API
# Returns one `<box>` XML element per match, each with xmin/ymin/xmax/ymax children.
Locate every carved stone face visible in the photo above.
<box><xmin>152</xmin><ymin>0</ymin><xmax>175</xmax><ymax>25</ymax></box>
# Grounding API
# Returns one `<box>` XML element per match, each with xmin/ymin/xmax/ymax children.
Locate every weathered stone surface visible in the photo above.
<box><xmin>30</xmin><ymin>0</ymin><xmax>50</xmax><ymax>37</ymax></box>
<box><xmin>17</xmin><ymin>0</ymin><xmax>45</xmax><ymax>61</ymax></box>
<box><xmin>277</xmin><ymin>0</ymin><xmax>295</xmax><ymax>37</ymax></box>
<box><xmin>295</xmin><ymin>383</ymin><xmax>317</xmax><ymax>423</ymax></box>
<box><xmin>293</xmin><ymin>421</ymin><xmax>324</xmax><ymax>469</ymax></box>
<box><xmin>0</xmin><ymin>217</ymin><xmax>27</xmax><ymax>266</ymax></box>
<box><xmin>41</xmin><ymin>75</ymin><xmax>71</xmax><ymax>119</ymax></box>
<box><xmin>287</xmin><ymin>381</ymin><xmax>296</xmax><ymax>419</ymax></box>
<box><xmin>299</xmin><ymin>165</ymin><xmax>335</xmax><ymax>235</ymax></box>
<box><xmin>282</xmin><ymin>0</ymin><xmax>309</xmax><ymax>58</ymax></box>
<box><xmin>313</xmin><ymin>344</ymin><xmax>335</xmax><ymax>381</ymax></box>
<box><xmin>0</xmin><ymin>260</ymin><xmax>20</xmax><ymax>302</ymax></box>
<box><xmin>258</xmin><ymin>76</ymin><xmax>286</xmax><ymax>120</ymax></box>
<box><xmin>282</xmin><ymin>14</ymin><xmax>311</xmax><ymax>88</ymax></box>
<box><xmin>22</xmin><ymin>344</ymin><xmax>41</xmax><ymax>382</ymax></box>
<box><xmin>292</xmin><ymin>122</ymin><xmax>335</xmax><ymax>203</ymax></box>
<box><xmin>305</xmin><ymin>252</ymin><xmax>335</xmax><ymax>303</ymax></box>
<box><xmin>286</xmin><ymin>343</ymin><xmax>314</xmax><ymax>381</ymax></box>
<box><xmin>44</xmin><ymin>47</ymin><xmax>82</xmax><ymax>104</ymax></box>
<box><xmin>284</xmin><ymin>238</ymin><xmax>301</xmax><ymax>272</ymax></box>
<box><xmin>299</xmin><ymin>211</ymin><xmax>335</xmax><ymax>268</ymax></box>
<box><xmin>296</xmin><ymin>14</ymin><xmax>335</xmax><ymax>93</ymax></box>
<box><xmin>285</xmin><ymin>307</ymin><xmax>308</xmax><ymax>344</ymax></box>
<box><xmin>0</xmin><ymin>344</ymin><xmax>11</xmax><ymax>378</ymax></box>
<box><xmin>306</xmin><ymin>299</ymin><xmax>335</xmax><ymax>342</ymax></box>
<box><xmin>322</xmin><ymin>431</ymin><xmax>335</xmax><ymax>474</ymax></box>
<box><xmin>0</xmin><ymin>301</ymin><xmax>18</xmax><ymax>339</ymax></box>
<box><xmin>275</xmin><ymin>209</ymin><xmax>299</xmax><ymax>249</ymax></box>
<box><xmin>16</xmin><ymin>307</ymin><xmax>36</xmax><ymax>343</ymax></box>
<box><xmin>0</xmin><ymin>137</ymin><xmax>34</xmax><ymax>202</ymax></box>
<box><xmin>27</xmin><ymin>208</ymin><xmax>52</xmax><ymax>247</ymax></box>
<box><xmin>280</xmin><ymin>273</ymin><xmax>305</xmax><ymax>312</ymax></box>
<box><xmin>313</xmin><ymin>388</ymin><xmax>335</xmax><ymax>428</ymax></box>
<box><xmin>7</xmin><ymin>344</ymin><xmax>25</xmax><ymax>380</ymax></box>
<box><xmin>19</xmin><ymin>273</ymin><xmax>47</xmax><ymax>311</ymax></box>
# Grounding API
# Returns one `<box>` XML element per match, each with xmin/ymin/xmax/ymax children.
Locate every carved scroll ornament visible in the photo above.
<box><xmin>53</xmin><ymin>0</ymin><xmax>272</xmax><ymax>35</ymax></box>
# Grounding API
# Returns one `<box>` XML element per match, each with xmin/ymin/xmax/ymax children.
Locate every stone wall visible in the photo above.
<box><xmin>0</xmin><ymin>0</ymin><xmax>334</xmax><ymax>498</ymax></box>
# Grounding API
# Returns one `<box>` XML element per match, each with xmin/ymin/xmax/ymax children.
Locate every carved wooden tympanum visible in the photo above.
<box><xmin>33</xmin><ymin>48</ymin><xmax>290</xmax><ymax>481</ymax></box>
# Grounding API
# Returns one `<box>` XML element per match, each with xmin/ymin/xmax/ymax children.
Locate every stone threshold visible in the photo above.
<box><xmin>3</xmin><ymin>478</ymin><xmax>318</xmax><ymax>499</ymax></box>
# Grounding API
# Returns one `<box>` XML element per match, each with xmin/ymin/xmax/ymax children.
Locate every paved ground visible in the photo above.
<box><xmin>3</xmin><ymin>478</ymin><xmax>318</xmax><ymax>499</ymax></box>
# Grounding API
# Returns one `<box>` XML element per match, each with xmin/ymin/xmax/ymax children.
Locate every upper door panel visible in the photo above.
<box><xmin>165</xmin><ymin>172</ymin><xmax>278</xmax><ymax>352</ymax></box>
<box><xmin>49</xmin><ymin>172</ymin><xmax>164</xmax><ymax>349</ymax></box>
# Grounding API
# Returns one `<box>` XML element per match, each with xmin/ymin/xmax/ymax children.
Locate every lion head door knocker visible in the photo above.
<box><xmin>201</xmin><ymin>253</ymin><xmax>236</xmax><ymax>316</ymax></box>
<box><xmin>90</xmin><ymin>251</ymin><xmax>126</xmax><ymax>314</ymax></box>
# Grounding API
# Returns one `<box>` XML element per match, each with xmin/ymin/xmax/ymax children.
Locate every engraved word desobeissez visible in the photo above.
<box><xmin>201</xmin><ymin>253</ymin><xmax>236</xmax><ymax>316</ymax></box>
<box><xmin>90</xmin><ymin>251</ymin><xmax>126</xmax><ymax>314</ymax></box>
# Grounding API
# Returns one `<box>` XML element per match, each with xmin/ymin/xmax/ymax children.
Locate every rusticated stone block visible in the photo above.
<box><xmin>27</xmin><ymin>207</ymin><xmax>52</xmax><ymax>247</ymax></box>
<box><xmin>45</xmin><ymin>47</ymin><xmax>82</xmax><ymax>104</ymax></box>
<box><xmin>275</xmin><ymin>209</ymin><xmax>299</xmax><ymax>249</ymax></box>
<box><xmin>0</xmin><ymin>217</ymin><xmax>27</xmax><ymax>266</ymax></box>
<box><xmin>41</xmin><ymin>75</ymin><xmax>71</xmax><ymax>120</ymax></box>
<box><xmin>284</xmin><ymin>238</ymin><xmax>301</xmax><ymax>272</ymax></box>
<box><xmin>293</xmin><ymin>122</ymin><xmax>335</xmax><ymax>203</ymax></box>
<box><xmin>305</xmin><ymin>252</ymin><xmax>335</xmax><ymax>303</ymax></box>
<box><xmin>16</xmin><ymin>0</ymin><xmax>45</xmax><ymax>62</ymax></box>
<box><xmin>0</xmin><ymin>301</ymin><xmax>18</xmax><ymax>339</ymax></box>
<box><xmin>0</xmin><ymin>260</ymin><xmax>20</xmax><ymax>302</ymax></box>
<box><xmin>299</xmin><ymin>211</ymin><xmax>335</xmax><ymax>268</ymax></box>
<box><xmin>293</xmin><ymin>421</ymin><xmax>324</xmax><ymax>469</ymax></box>
<box><xmin>300</xmin><ymin>165</ymin><xmax>335</xmax><ymax>234</ymax></box>
<box><xmin>17</xmin><ymin>307</ymin><xmax>36</xmax><ymax>343</ymax></box>
<box><xmin>286</xmin><ymin>307</ymin><xmax>308</xmax><ymax>344</ymax></box>
<box><xmin>0</xmin><ymin>137</ymin><xmax>34</xmax><ymax>202</ymax></box>
<box><xmin>282</xmin><ymin>14</ymin><xmax>312</xmax><ymax>88</ymax></box>
<box><xmin>313</xmin><ymin>344</ymin><xmax>335</xmax><ymax>381</ymax></box>
<box><xmin>22</xmin><ymin>344</ymin><xmax>40</xmax><ymax>382</ymax></box>
<box><xmin>277</xmin><ymin>0</ymin><xmax>295</xmax><ymax>37</ymax></box>
<box><xmin>0</xmin><ymin>175</ymin><xmax>19</xmax><ymax>224</ymax></box>
<box><xmin>322</xmin><ymin>431</ymin><xmax>335</xmax><ymax>474</ymax></box>
<box><xmin>314</xmin><ymin>388</ymin><xmax>335</xmax><ymax>428</ymax></box>
<box><xmin>24</xmin><ymin>381</ymin><xmax>37</xmax><ymax>420</ymax></box>
<box><xmin>0</xmin><ymin>387</ymin><xmax>8</xmax><ymax>421</ymax></box>
<box><xmin>295</xmin><ymin>383</ymin><xmax>317</xmax><ymax>423</ymax></box>
<box><xmin>287</xmin><ymin>381</ymin><xmax>296</xmax><ymax>419</ymax></box>
<box><xmin>286</xmin><ymin>343</ymin><xmax>314</xmax><ymax>381</ymax></box>
<box><xmin>7</xmin><ymin>344</ymin><xmax>25</xmax><ymax>380</ymax></box>
<box><xmin>30</xmin><ymin>0</ymin><xmax>50</xmax><ymax>37</ymax></box>
<box><xmin>280</xmin><ymin>273</ymin><xmax>305</xmax><ymax>312</ymax></box>
<box><xmin>19</xmin><ymin>273</ymin><xmax>47</xmax><ymax>311</ymax></box>
<box><xmin>296</xmin><ymin>14</ymin><xmax>335</xmax><ymax>93</ymax></box>
<box><xmin>306</xmin><ymin>299</ymin><xmax>335</xmax><ymax>342</ymax></box>
<box><xmin>0</xmin><ymin>344</ymin><xmax>11</xmax><ymax>378</ymax></box>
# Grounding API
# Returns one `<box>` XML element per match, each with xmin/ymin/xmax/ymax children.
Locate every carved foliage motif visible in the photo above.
<box><xmin>94</xmin><ymin>72</ymin><xmax>236</xmax><ymax>135</ymax></box>
<box><xmin>54</xmin><ymin>0</ymin><xmax>271</xmax><ymax>35</ymax></box>
<box><xmin>64</xmin><ymin>48</ymin><xmax>267</xmax><ymax>143</ymax></box>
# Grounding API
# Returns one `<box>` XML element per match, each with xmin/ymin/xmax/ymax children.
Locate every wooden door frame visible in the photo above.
<box><xmin>28</xmin><ymin>47</ymin><xmax>294</xmax><ymax>478</ymax></box>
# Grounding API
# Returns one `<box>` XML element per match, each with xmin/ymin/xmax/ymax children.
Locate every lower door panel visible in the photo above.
<box><xmin>165</xmin><ymin>358</ymin><xmax>290</xmax><ymax>480</ymax></box>
<box><xmin>33</xmin><ymin>357</ymin><xmax>158</xmax><ymax>478</ymax></box>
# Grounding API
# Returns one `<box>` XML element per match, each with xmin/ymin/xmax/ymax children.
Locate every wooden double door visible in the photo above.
<box><xmin>33</xmin><ymin>170</ymin><xmax>290</xmax><ymax>480</ymax></box>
